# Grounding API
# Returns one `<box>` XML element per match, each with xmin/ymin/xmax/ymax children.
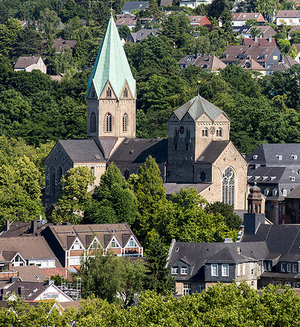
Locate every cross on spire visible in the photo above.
<box><xmin>109</xmin><ymin>0</ymin><xmax>114</xmax><ymax>15</ymax></box>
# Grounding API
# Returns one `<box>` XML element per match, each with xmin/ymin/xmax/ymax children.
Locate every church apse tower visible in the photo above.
<box><xmin>86</xmin><ymin>16</ymin><xmax>136</xmax><ymax>139</ymax></box>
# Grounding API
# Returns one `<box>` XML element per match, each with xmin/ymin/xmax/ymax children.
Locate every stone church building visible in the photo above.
<box><xmin>44</xmin><ymin>16</ymin><xmax>248</xmax><ymax>212</ymax></box>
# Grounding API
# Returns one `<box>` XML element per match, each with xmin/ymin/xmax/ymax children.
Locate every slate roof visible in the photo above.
<box><xmin>53</xmin><ymin>38</ymin><xmax>77</xmax><ymax>53</ymax></box>
<box><xmin>109</xmin><ymin>138</ymin><xmax>168</xmax><ymax>164</ymax></box>
<box><xmin>247</xmin><ymin>166</ymin><xmax>286</xmax><ymax>184</ymax></box>
<box><xmin>220</xmin><ymin>45</ymin><xmax>279</xmax><ymax>66</ymax></box>
<box><xmin>128</xmin><ymin>28</ymin><xmax>160</xmax><ymax>42</ymax></box>
<box><xmin>46</xmin><ymin>223</ymin><xmax>141</xmax><ymax>251</ymax></box>
<box><xmin>197</xmin><ymin>141</ymin><xmax>230</xmax><ymax>163</ymax></box>
<box><xmin>246</xmin><ymin>143</ymin><xmax>300</xmax><ymax>167</ymax></box>
<box><xmin>14</xmin><ymin>56</ymin><xmax>41</xmax><ymax>69</ymax></box>
<box><xmin>164</xmin><ymin>183</ymin><xmax>210</xmax><ymax>195</ymax></box>
<box><xmin>171</xmin><ymin>95</ymin><xmax>229</xmax><ymax>122</ymax></box>
<box><xmin>243</xmin><ymin>224</ymin><xmax>300</xmax><ymax>261</ymax></box>
<box><xmin>267</xmin><ymin>55</ymin><xmax>299</xmax><ymax>72</ymax></box>
<box><xmin>233</xmin><ymin>26</ymin><xmax>251</xmax><ymax>34</ymax></box>
<box><xmin>0</xmin><ymin>221</ymin><xmax>52</xmax><ymax>238</ymax></box>
<box><xmin>87</xmin><ymin>16</ymin><xmax>136</xmax><ymax>100</ymax></box>
<box><xmin>178</xmin><ymin>54</ymin><xmax>226</xmax><ymax>71</ymax></box>
<box><xmin>168</xmin><ymin>241</ymin><xmax>268</xmax><ymax>280</ymax></box>
<box><xmin>58</xmin><ymin>139</ymin><xmax>105</xmax><ymax>163</ymax></box>
<box><xmin>206</xmin><ymin>247</ymin><xmax>248</xmax><ymax>263</ymax></box>
<box><xmin>3</xmin><ymin>281</ymin><xmax>72</xmax><ymax>302</ymax></box>
<box><xmin>277</xmin><ymin>10</ymin><xmax>300</xmax><ymax>18</ymax></box>
<box><xmin>0</xmin><ymin>237</ymin><xmax>60</xmax><ymax>266</ymax></box>
<box><xmin>286</xmin><ymin>184</ymin><xmax>300</xmax><ymax>199</ymax></box>
<box><xmin>122</xmin><ymin>1</ymin><xmax>148</xmax><ymax>12</ymax></box>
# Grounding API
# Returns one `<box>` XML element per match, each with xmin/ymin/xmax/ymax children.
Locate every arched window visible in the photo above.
<box><xmin>123</xmin><ymin>113</ymin><xmax>128</xmax><ymax>132</ymax></box>
<box><xmin>123</xmin><ymin>88</ymin><xmax>128</xmax><ymax>98</ymax></box>
<box><xmin>105</xmin><ymin>113</ymin><xmax>112</xmax><ymax>132</ymax></box>
<box><xmin>202</xmin><ymin>128</ymin><xmax>208</xmax><ymax>137</ymax></box>
<box><xmin>222</xmin><ymin>167</ymin><xmax>235</xmax><ymax>206</ymax></box>
<box><xmin>106</xmin><ymin>87</ymin><xmax>112</xmax><ymax>98</ymax></box>
<box><xmin>90</xmin><ymin>112</ymin><xmax>96</xmax><ymax>133</ymax></box>
<box><xmin>50</xmin><ymin>166</ymin><xmax>55</xmax><ymax>196</ymax></box>
<box><xmin>57</xmin><ymin>166</ymin><xmax>62</xmax><ymax>190</ymax></box>
<box><xmin>216</xmin><ymin>128</ymin><xmax>223</xmax><ymax>137</ymax></box>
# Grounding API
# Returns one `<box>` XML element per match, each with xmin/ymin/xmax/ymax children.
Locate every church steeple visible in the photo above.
<box><xmin>86</xmin><ymin>16</ymin><xmax>136</xmax><ymax>139</ymax></box>
<box><xmin>87</xmin><ymin>16</ymin><xmax>136</xmax><ymax>100</ymax></box>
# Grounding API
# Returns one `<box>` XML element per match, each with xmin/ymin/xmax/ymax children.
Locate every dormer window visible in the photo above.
<box><xmin>71</xmin><ymin>239</ymin><xmax>83</xmax><ymax>250</ymax></box>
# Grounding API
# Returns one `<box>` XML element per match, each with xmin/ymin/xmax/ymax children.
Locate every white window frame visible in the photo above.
<box><xmin>171</xmin><ymin>267</ymin><xmax>178</xmax><ymax>275</ymax></box>
<box><xmin>242</xmin><ymin>263</ymin><xmax>246</xmax><ymax>276</ymax></box>
<box><xmin>293</xmin><ymin>263</ymin><xmax>298</xmax><ymax>273</ymax></box>
<box><xmin>222</xmin><ymin>264</ymin><xmax>229</xmax><ymax>277</ymax></box>
<box><xmin>181</xmin><ymin>267</ymin><xmax>188</xmax><ymax>275</ymax></box>
<box><xmin>183</xmin><ymin>282</ymin><xmax>191</xmax><ymax>295</ymax></box>
<box><xmin>211</xmin><ymin>264</ymin><xmax>218</xmax><ymax>276</ymax></box>
<box><xmin>237</xmin><ymin>264</ymin><xmax>240</xmax><ymax>277</ymax></box>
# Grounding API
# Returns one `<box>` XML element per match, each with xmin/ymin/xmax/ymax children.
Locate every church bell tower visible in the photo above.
<box><xmin>86</xmin><ymin>16</ymin><xmax>136</xmax><ymax>139</ymax></box>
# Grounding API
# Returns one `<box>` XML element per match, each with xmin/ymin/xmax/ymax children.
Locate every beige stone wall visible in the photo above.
<box><xmin>73</xmin><ymin>162</ymin><xmax>106</xmax><ymax>191</ymax></box>
<box><xmin>87</xmin><ymin>81</ymin><xmax>136</xmax><ymax>139</ymax></box>
<box><xmin>200</xmin><ymin>142</ymin><xmax>248</xmax><ymax>210</ymax></box>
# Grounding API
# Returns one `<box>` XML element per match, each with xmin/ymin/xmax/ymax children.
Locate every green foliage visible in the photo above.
<box><xmin>85</xmin><ymin>163</ymin><xmax>137</xmax><ymax>226</ymax></box>
<box><xmin>277</xmin><ymin>38</ymin><xmax>291</xmax><ymax>55</ymax></box>
<box><xmin>145</xmin><ymin>236</ymin><xmax>175</xmax><ymax>294</ymax></box>
<box><xmin>289</xmin><ymin>45</ymin><xmax>298</xmax><ymax>59</ymax></box>
<box><xmin>205</xmin><ymin>201</ymin><xmax>242</xmax><ymax>231</ymax></box>
<box><xmin>78</xmin><ymin>252</ymin><xmax>146</xmax><ymax>305</ymax></box>
<box><xmin>118</xmin><ymin>25</ymin><xmax>131</xmax><ymax>40</ymax></box>
<box><xmin>250</xmin><ymin>27</ymin><xmax>262</xmax><ymax>38</ymax></box>
<box><xmin>50</xmin><ymin>166</ymin><xmax>95</xmax><ymax>224</ymax></box>
<box><xmin>246</xmin><ymin>19</ymin><xmax>258</xmax><ymax>26</ymax></box>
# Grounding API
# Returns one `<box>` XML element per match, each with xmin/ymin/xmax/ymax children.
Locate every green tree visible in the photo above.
<box><xmin>289</xmin><ymin>44</ymin><xmax>298</xmax><ymax>59</ymax></box>
<box><xmin>85</xmin><ymin>163</ymin><xmax>137</xmax><ymax>226</ymax></box>
<box><xmin>277</xmin><ymin>38</ymin><xmax>291</xmax><ymax>55</ymax></box>
<box><xmin>39</xmin><ymin>8</ymin><xmax>61</xmax><ymax>40</ymax></box>
<box><xmin>145</xmin><ymin>236</ymin><xmax>175</xmax><ymax>294</ymax></box>
<box><xmin>118</xmin><ymin>25</ymin><xmax>131</xmax><ymax>40</ymax></box>
<box><xmin>50</xmin><ymin>166</ymin><xmax>95</xmax><ymax>224</ymax></box>
<box><xmin>250</xmin><ymin>27</ymin><xmax>262</xmax><ymax>38</ymax></box>
<box><xmin>78</xmin><ymin>252</ymin><xmax>146</xmax><ymax>305</ymax></box>
<box><xmin>205</xmin><ymin>201</ymin><xmax>242</xmax><ymax>230</ymax></box>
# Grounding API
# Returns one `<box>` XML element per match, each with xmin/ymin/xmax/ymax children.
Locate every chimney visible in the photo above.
<box><xmin>31</xmin><ymin>220</ymin><xmax>38</xmax><ymax>234</ymax></box>
<box><xmin>254</xmin><ymin>36</ymin><xmax>258</xmax><ymax>42</ymax></box>
<box><xmin>18</xmin><ymin>286</ymin><xmax>25</xmax><ymax>298</ymax></box>
<box><xmin>268</xmin><ymin>36</ymin><xmax>272</xmax><ymax>43</ymax></box>
<box><xmin>6</xmin><ymin>220</ymin><xmax>10</xmax><ymax>231</ymax></box>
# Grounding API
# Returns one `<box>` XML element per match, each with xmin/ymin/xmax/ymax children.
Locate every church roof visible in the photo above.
<box><xmin>196</xmin><ymin>140</ymin><xmax>230</xmax><ymax>163</ymax></box>
<box><xmin>171</xmin><ymin>95</ymin><xmax>229</xmax><ymax>122</ymax></box>
<box><xmin>109</xmin><ymin>138</ymin><xmax>168</xmax><ymax>163</ymax></box>
<box><xmin>86</xmin><ymin>16</ymin><xmax>136</xmax><ymax>100</ymax></box>
<box><xmin>59</xmin><ymin>139</ymin><xmax>105</xmax><ymax>163</ymax></box>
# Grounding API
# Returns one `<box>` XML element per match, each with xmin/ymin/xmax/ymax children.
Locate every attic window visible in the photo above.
<box><xmin>129</xmin><ymin>149</ymin><xmax>134</xmax><ymax>154</ymax></box>
<box><xmin>292</xmin><ymin>154</ymin><xmax>297</xmax><ymax>160</ymax></box>
<box><xmin>107</xmin><ymin>88</ymin><xmax>112</xmax><ymax>98</ymax></box>
<box><xmin>253</xmin><ymin>155</ymin><xmax>258</xmax><ymax>160</ymax></box>
<box><xmin>276</xmin><ymin>155</ymin><xmax>282</xmax><ymax>160</ymax></box>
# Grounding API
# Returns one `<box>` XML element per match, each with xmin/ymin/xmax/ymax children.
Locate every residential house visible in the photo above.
<box><xmin>140</xmin><ymin>17</ymin><xmax>156</xmax><ymax>27</ymax></box>
<box><xmin>266</xmin><ymin>55</ymin><xmax>299</xmax><ymax>74</ymax></box>
<box><xmin>220</xmin><ymin>45</ymin><xmax>283</xmax><ymax>69</ymax></box>
<box><xmin>188</xmin><ymin>15</ymin><xmax>212</xmax><ymax>27</ymax></box>
<box><xmin>246</xmin><ymin>143</ymin><xmax>300</xmax><ymax>224</ymax></box>
<box><xmin>233</xmin><ymin>25</ymin><xmax>251</xmax><ymax>36</ymax></box>
<box><xmin>41</xmin><ymin>223</ymin><xmax>143</xmax><ymax>268</ymax></box>
<box><xmin>168</xmin><ymin>187</ymin><xmax>300</xmax><ymax>294</ymax></box>
<box><xmin>220</xmin><ymin>13</ymin><xmax>265</xmax><ymax>27</ymax></box>
<box><xmin>276</xmin><ymin>10</ymin><xmax>300</xmax><ymax>26</ymax></box>
<box><xmin>116</xmin><ymin>17</ymin><xmax>137</xmax><ymax>30</ymax></box>
<box><xmin>180</xmin><ymin>0</ymin><xmax>213</xmax><ymax>7</ymax></box>
<box><xmin>0</xmin><ymin>237</ymin><xmax>59</xmax><ymax>268</ymax></box>
<box><xmin>122</xmin><ymin>1</ymin><xmax>148</xmax><ymax>13</ymax></box>
<box><xmin>288</xmin><ymin>25</ymin><xmax>300</xmax><ymax>40</ymax></box>
<box><xmin>53</xmin><ymin>38</ymin><xmax>77</xmax><ymax>54</ymax></box>
<box><xmin>1</xmin><ymin>280</ymin><xmax>73</xmax><ymax>303</ymax></box>
<box><xmin>14</xmin><ymin>56</ymin><xmax>47</xmax><ymax>74</ymax></box>
<box><xmin>178</xmin><ymin>54</ymin><xmax>226</xmax><ymax>71</ymax></box>
<box><xmin>243</xmin><ymin>25</ymin><xmax>276</xmax><ymax>39</ymax></box>
<box><xmin>127</xmin><ymin>28</ymin><xmax>161</xmax><ymax>43</ymax></box>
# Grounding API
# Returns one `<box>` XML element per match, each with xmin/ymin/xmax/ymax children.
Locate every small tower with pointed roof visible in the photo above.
<box><xmin>86</xmin><ymin>16</ymin><xmax>136</xmax><ymax>139</ymax></box>
<box><xmin>167</xmin><ymin>95</ymin><xmax>231</xmax><ymax>183</ymax></box>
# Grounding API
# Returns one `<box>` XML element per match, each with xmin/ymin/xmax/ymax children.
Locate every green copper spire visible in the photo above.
<box><xmin>87</xmin><ymin>16</ymin><xmax>136</xmax><ymax>100</ymax></box>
